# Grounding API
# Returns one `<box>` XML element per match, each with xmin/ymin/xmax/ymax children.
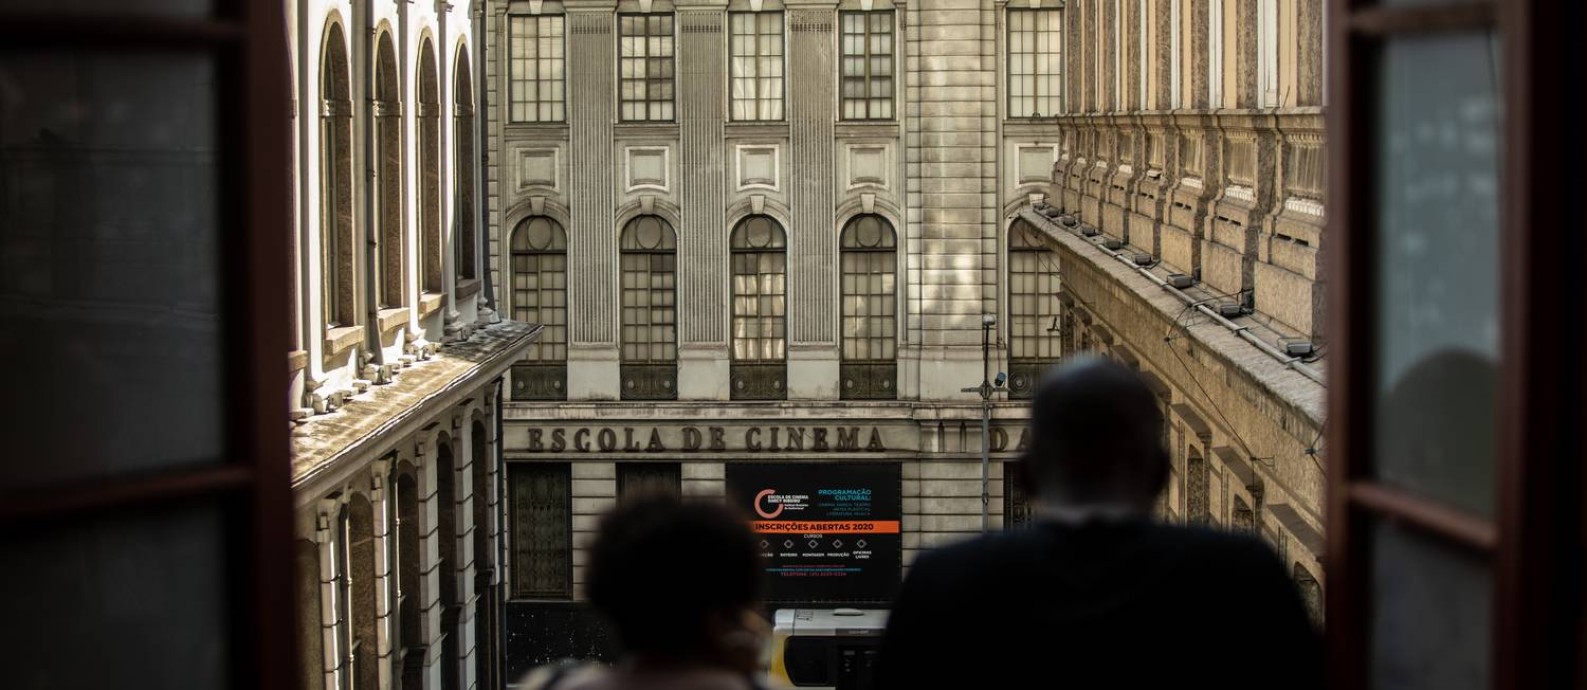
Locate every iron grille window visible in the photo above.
<box><xmin>840</xmin><ymin>215</ymin><xmax>897</xmax><ymax>362</ymax></box>
<box><xmin>508</xmin><ymin>463</ymin><xmax>571</xmax><ymax>600</ymax></box>
<box><xmin>731</xmin><ymin>215</ymin><xmax>787</xmax><ymax>362</ymax></box>
<box><xmin>619</xmin><ymin>14</ymin><xmax>675</xmax><ymax>122</ymax></box>
<box><xmin>1187</xmin><ymin>453</ymin><xmax>1210</xmax><ymax>525</ymax></box>
<box><xmin>617</xmin><ymin>463</ymin><xmax>682</xmax><ymax>501</ymax></box>
<box><xmin>620</xmin><ymin>216</ymin><xmax>677</xmax><ymax>363</ymax></box>
<box><xmin>1004</xmin><ymin>464</ymin><xmax>1034</xmax><ymax>528</ymax></box>
<box><xmin>1009</xmin><ymin>219</ymin><xmax>1060</xmax><ymax>361</ymax></box>
<box><xmin>1007</xmin><ymin>8</ymin><xmax>1063</xmax><ymax>117</ymax></box>
<box><xmin>730</xmin><ymin>12</ymin><xmax>784</xmax><ymax>121</ymax></box>
<box><xmin>510</xmin><ymin>217</ymin><xmax>567</xmax><ymax>363</ymax></box>
<box><xmin>840</xmin><ymin>11</ymin><xmax>894</xmax><ymax>120</ymax></box>
<box><xmin>509</xmin><ymin>15</ymin><xmax>565</xmax><ymax>122</ymax></box>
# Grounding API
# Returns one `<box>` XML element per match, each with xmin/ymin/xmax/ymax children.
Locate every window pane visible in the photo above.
<box><xmin>1</xmin><ymin>502</ymin><xmax>232</xmax><ymax>687</ymax></box>
<box><xmin>1371</xmin><ymin>32</ymin><xmax>1501</xmax><ymax>518</ymax></box>
<box><xmin>0</xmin><ymin>51</ymin><xmax>224</xmax><ymax>490</ymax></box>
<box><xmin>1369</xmin><ymin>519</ymin><xmax>1492</xmax><ymax>690</ymax></box>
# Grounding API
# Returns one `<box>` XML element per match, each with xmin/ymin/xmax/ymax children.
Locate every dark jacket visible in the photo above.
<box><xmin>875</xmin><ymin>519</ymin><xmax>1323</xmax><ymax>690</ymax></box>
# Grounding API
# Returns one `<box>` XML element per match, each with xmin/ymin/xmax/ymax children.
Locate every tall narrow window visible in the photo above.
<box><xmin>321</xmin><ymin>27</ymin><xmax>355</xmax><ymax>329</ymax></box>
<box><xmin>619</xmin><ymin>14</ymin><xmax>676</xmax><ymax>122</ymax></box>
<box><xmin>620</xmin><ymin>216</ymin><xmax>677</xmax><ymax>400</ymax></box>
<box><xmin>508</xmin><ymin>463</ymin><xmax>571</xmax><ymax>600</ymax></box>
<box><xmin>839</xmin><ymin>214</ymin><xmax>897</xmax><ymax>400</ymax></box>
<box><xmin>730</xmin><ymin>215</ymin><xmax>787</xmax><ymax>401</ymax></box>
<box><xmin>1187</xmin><ymin>453</ymin><xmax>1209</xmax><ymax>525</ymax></box>
<box><xmin>373</xmin><ymin>34</ymin><xmax>404</xmax><ymax>309</ymax></box>
<box><xmin>453</xmin><ymin>51</ymin><xmax>477</xmax><ymax>283</ymax></box>
<box><xmin>509</xmin><ymin>15</ymin><xmax>566</xmax><ymax>122</ymax></box>
<box><xmin>509</xmin><ymin>217</ymin><xmax>567</xmax><ymax>400</ymax></box>
<box><xmin>730</xmin><ymin>12</ymin><xmax>784</xmax><ymax>121</ymax></box>
<box><xmin>617</xmin><ymin>463</ymin><xmax>682</xmax><ymax>501</ymax></box>
<box><xmin>1008</xmin><ymin>8</ymin><xmax>1064</xmax><ymax>117</ymax></box>
<box><xmin>1257</xmin><ymin>0</ymin><xmax>1279</xmax><ymax>107</ymax></box>
<box><xmin>1007</xmin><ymin>219</ymin><xmax>1059</xmax><ymax>399</ymax></box>
<box><xmin>417</xmin><ymin>39</ymin><xmax>442</xmax><ymax>295</ymax></box>
<box><xmin>840</xmin><ymin>11</ymin><xmax>894</xmax><ymax>120</ymax></box>
<box><xmin>1004</xmin><ymin>462</ymin><xmax>1034</xmax><ymax>528</ymax></box>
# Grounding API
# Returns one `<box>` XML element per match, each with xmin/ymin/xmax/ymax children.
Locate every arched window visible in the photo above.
<box><xmin>417</xmin><ymin>39</ymin><xmax>443</xmax><ymax>296</ymax></box>
<box><xmin>729</xmin><ymin>215</ymin><xmax>787</xmax><ymax>400</ymax></box>
<box><xmin>619</xmin><ymin>216</ymin><xmax>677</xmax><ymax>400</ymax></box>
<box><xmin>839</xmin><ymin>214</ymin><xmax>897</xmax><ymax>399</ymax></box>
<box><xmin>453</xmin><ymin>50</ymin><xmax>477</xmax><ymax>284</ymax></box>
<box><xmin>320</xmin><ymin>27</ymin><xmax>355</xmax><ymax>329</ymax></box>
<box><xmin>1007</xmin><ymin>219</ymin><xmax>1059</xmax><ymax>399</ymax></box>
<box><xmin>509</xmin><ymin>217</ymin><xmax>567</xmax><ymax>400</ymax></box>
<box><xmin>373</xmin><ymin>33</ymin><xmax>404</xmax><ymax>309</ymax></box>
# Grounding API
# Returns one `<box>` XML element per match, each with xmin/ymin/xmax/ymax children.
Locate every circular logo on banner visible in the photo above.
<box><xmin>754</xmin><ymin>488</ymin><xmax>785</xmax><ymax>519</ymax></box>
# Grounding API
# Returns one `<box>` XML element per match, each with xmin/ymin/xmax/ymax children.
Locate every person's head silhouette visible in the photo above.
<box><xmin>586</xmin><ymin>495</ymin><xmax>766</xmax><ymax>676</ymax></box>
<box><xmin>1018</xmin><ymin>354</ymin><xmax>1169</xmax><ymax>516</ymax></box>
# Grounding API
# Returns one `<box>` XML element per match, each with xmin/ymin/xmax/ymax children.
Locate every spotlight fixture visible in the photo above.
<box><xmin>1133</xmin><ymin>253</ymin><xmax>1154</xmax><ymax>266</ymax></box>
<box><xmin>1167</xmin><ymin>274</ymin><xmax>1194</xmax><ymax>289</ymax></box>
<box><xmin>1102</xmin><ymin>238</ymin><xmax>1124</xmax><ymax>250</ymax></box>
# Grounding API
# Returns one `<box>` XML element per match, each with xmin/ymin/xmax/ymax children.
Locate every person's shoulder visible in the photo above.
<box><xmin>908</xmin><ymin>527</ymin><xmax>1051</xmax><ymax>577</ymax></box>
<box><xmin>1145</xmin><ymin>523</ymin><xmax>1290</xmax><ymax>579</ymax></box>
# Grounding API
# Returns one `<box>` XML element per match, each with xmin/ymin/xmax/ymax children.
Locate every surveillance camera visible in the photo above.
<box><xmin>995</xmin><ymin>372</ymin><xmax>1007</xmax><ymax>387</ymax></box>
<box><xmin>982</xmin><ymin>314</ymin><xmax>997</xmax><ymax>327</ymax></box>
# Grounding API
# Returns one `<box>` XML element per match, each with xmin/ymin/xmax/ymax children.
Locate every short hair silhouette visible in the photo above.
<box><xmin>586</xmin><ymin>495</ymin><xmax>761</xmax><ymax>657</ymax></box>
<box><xmin>1022</xmin><ymin>354</ymin><xmax>1169</xmax><ymax>507</ymax></box>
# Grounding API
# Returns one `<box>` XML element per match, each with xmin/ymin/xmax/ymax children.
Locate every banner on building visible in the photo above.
<box><xmin>726</xmin><ymin>462</ymin><xmax>902</xmax><ymax>604</ymax></box>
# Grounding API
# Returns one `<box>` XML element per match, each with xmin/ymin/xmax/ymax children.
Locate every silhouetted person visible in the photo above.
<box><xmin>876</xmin><ymin>355</ymin><xmax>1322</xmax><ymax>690</ymax></box>
<box><xmin>516</xmin><ymin>495</ymin><xmax>769</xmax><ymax>690</ymax></box>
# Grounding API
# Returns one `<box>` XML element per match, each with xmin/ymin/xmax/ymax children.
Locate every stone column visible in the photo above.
<box><xmin>570</xmin><ymin>462</ymin><xmax>617</xmax><ymax>599</ymax></box>
<box><xmin>905</xmin><ymin>0</ymin><xmax>998</xmax><ymax>399</ymax></box>
<box><xmin>316</xmin><ymin>500</ymin><xmax>343</xmax><ymax>690</ymax></box>
<box><xmin>786</xmin><ymin>4</ymin><xmax>840</xmax><ymax>399</ymax></box>
<box><xmin>452</xmin><ymin>415</ymin><xmax>478</xmax><ymax>690</ymax></box>
<box><xmin>566</xmin><ymin>6</ymin><xmax>622</xmax><ymax>398</ymax></box>
<box><xmin>676</xmin><ymin>6</ymin><xmax>731</xmax><ymax>400</ymax></box>
<box><xmin>371</xmin><ymin>459</ymin><xmax>396</xmax><ymax>690</ymax></box>
<box><xmin>413</xmin><ymin>434</ymin><xmax>444</xmax><ymax>690</ymax></box>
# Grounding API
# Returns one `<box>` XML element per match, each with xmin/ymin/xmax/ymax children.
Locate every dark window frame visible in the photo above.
<box><xmin>1327</xmin><ymin>2</ymin><xmax>1586</xmax><ymax>689</ymax></box>
<box><xmin>0</xmin><ymin>4</ymin><xmax>299</xmax><ymax>690</ymax></box>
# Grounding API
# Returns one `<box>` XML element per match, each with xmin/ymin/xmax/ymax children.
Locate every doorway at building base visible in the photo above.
<box><xmin>727</xmin><ymin>462</ymin><xmax>903</xmax><ymax>604</ymax></box>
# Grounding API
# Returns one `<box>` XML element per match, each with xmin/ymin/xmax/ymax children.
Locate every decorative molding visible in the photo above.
<box><xmin>625</xmin><ymin>146</ymin><xmax>670</xmax><ymax>192</ymax></box>
<box><xmin>736</xmin><ymin>144</ymin><xmax>780</xmax><ymax>191</ymax></box>
<box><xmin>515</xmin><ymin>147</ymin><xmax>559</xmax><ymax>191</ymax></box>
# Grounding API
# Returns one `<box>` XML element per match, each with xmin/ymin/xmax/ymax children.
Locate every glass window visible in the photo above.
<box><xmin>510</xmin><ymin>217</ymin><xmax>568</xmax><ymax>363</ymax></box>
<box><xmin>1008</xmin><ymin>219</ymin><xmax>1060</xmax><ymax>361</ymax></box>
<box><xmin>620</xmin><ymin>216</ymin><xmax>677</xmax><ymax>363</ymax></box>
<box><xmin>839</xmin><ymin>11</ymin><xmax>894</xmax><ymax>120</ymax></box>
<box><xmin>839</xmin><ymin>214</ymin><xmax>897</xmax><ymax>362</ymax></box>
<box><xmin>730</xmin><ymin>12</ymin><xmax>784</xmax><ymax>121</ymax></box>
<box><xmin>321</xmin><ymin>29</ymin><xmax>355</xmax><ymax>328</ymax></box>
<box><xmin>509</xmin><ymin>463</ymin><xmax>571</xmax><ymax>600</ymax></box>
<box><xmin>730</xmin><ymin>215</ymin><xmax>787</xmax><ymax>362</ymax></box>
<box><xmin>1372</xmin><ymin>33</ymin><xmax>1501</xmax><ymax>519</ymax></box>
<box><xmin>619</xmin><ymin>14</ymin><xmax>676</xmax><ymax>122</ymax></box>
<box><xmin>509</xmin><ymin>15</ymin><xmax>565</xmax><ymax>123</ymax></box>
<box><xmin>1007</xmin><ymin>8</ymin><xmax>1063</xmax><ymax>117</ymax></box>
<box><xmin>617</xmin><ymin>462</ymin><xmax>682</xmax><ymax>501</ymax></box>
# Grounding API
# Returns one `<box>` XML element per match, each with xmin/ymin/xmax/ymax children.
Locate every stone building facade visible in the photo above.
<box><xmin>484</xmin><ymin>0</ymin><xmax>1063</xmax><ymax>671</ymax></box>
<box><xmin>1027</xmin><ymin>0</ymin><xmax>1328</xmax><ymax>621</ymax></box>
<box><xmin>285</xmin><ymin>3</ymin><xmax>540</xmax><ymax>690</ymax></box>
<box><xmin>481</xmin><ymin>0</ymin><xmax>1328</xmax><ymax>673</ymax></box>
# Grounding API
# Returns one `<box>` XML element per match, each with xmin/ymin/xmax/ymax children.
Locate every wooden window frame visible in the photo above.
<box><xmin>0</xmin><ymin>3</ymin><xmax>297</xmax><ymax>690</ymax></box>
<box><xmin>1327</xmin><ymin>2</ymin><xmax>1585</xmax><ymax>689</ymax></box>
